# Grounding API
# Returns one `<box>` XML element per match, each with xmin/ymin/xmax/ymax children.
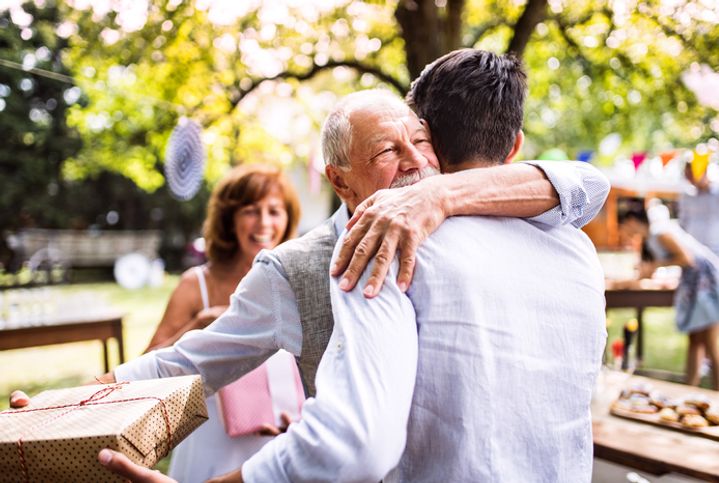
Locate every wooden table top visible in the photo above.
<box><xmin>0</xmin><ymin>310</ymin><xmax>124</xmax><ymax>331</ymax></box>
<box><xmin>593</xmin><ymin>371</ymin><xmax>719</xmax><ymax>481</ymax></box>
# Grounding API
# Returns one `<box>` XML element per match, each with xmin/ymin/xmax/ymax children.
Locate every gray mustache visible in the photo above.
<box><xmin>390</xmin><ymin>166</ymin><xmax>440</xmax><ymax>189</ymax></box>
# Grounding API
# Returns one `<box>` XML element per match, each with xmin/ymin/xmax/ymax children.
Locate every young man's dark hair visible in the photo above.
<box><xmin>407</xmin><ymin>48</ymin><xmax>527</xmax><ymax>167</ymax></box>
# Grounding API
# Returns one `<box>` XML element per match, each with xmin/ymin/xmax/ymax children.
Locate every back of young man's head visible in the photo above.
<box><xmin>407</xmin><ymin>49</ymin><xmax>527</xmax><ymax>168</ymax></box>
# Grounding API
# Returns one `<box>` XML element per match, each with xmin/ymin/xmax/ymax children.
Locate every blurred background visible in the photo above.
<box><xmin>1</xmin><ymin>1</ymin><xmax>719</xmax><ymax>478</ymax></box>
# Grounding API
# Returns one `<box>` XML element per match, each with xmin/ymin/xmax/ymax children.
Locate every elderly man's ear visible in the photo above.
<box><xmin>325</xmin><ymin>164</ymin><xmax>355</xmax><ymax>202</ymax></box>
<box><xmin>504</xmin><ymin>130</ymin><xmax>525</xmax><ymax>165</ymax></box>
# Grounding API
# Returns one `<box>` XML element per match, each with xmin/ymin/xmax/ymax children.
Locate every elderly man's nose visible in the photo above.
<box><xmin>399</xmin><ymin>146</ymin><xmax>427</xmax><ymax>171</ymax></box>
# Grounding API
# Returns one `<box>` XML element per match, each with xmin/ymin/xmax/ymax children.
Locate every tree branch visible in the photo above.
<box><xmin>463</xmin><ymin>19</ymin><xmax>504</xmax><ymax>47</ymax></box>
<box><xmin>228</xmin><ymin>60</ymin><xmax>407</xmax><ymax>109</ymax></box>
<box><xmin>506</xmin><ymin>0</ymin><xmax>548</xmax><ymax>57</ymax></box>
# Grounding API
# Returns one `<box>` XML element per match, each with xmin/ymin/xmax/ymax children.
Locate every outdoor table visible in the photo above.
<box><xmin>605</xmin><ymin>280</ymin><xmax>676</xmax><ymax>366</ymax></box>
<box><xmin>593</xmin><ymin>370</ymin><xmax>719</xmax><ymax>481</ymax></box>
<box><xmin>0</xmin><ymin>311</ymin><xmax>125</xmax><ymax>372</ymax></box>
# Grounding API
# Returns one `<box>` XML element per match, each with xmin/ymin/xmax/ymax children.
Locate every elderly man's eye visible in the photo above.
<box><xmin>372</xmin><ymin>147</ymin><xmax>394</xmax><ymax>159</ymax></box>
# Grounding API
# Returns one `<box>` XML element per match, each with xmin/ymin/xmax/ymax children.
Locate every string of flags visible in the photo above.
<box><xmin>539</xmin><ymin>144</ymin><xmax>717</xmax><ymax>180</ymax></box>
<box><xmin>628</xmin><ymin>147</ymin><xmax>714</xmax><ymax>179</ymax></box>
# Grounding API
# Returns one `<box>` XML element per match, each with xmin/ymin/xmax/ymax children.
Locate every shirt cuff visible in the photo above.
<box><xmin>241</xmin><ymin>436</ymin><xmax>290</xmax><ymax>483</ymax></box>
<box><xmin>523</xmin><ymin>160</ymin><xmax>589</xmax><ymax>227</ymax></box>
<box><xmin>113</xmin><ymin>352</ymin><xmax>161</xmax><ymax>381</ymax></box>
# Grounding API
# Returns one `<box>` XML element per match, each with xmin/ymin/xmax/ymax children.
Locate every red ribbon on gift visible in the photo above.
<box><xmin>1</xmin><ymin>382</ymin><xmax>173</xmax><ymax>483</ymax></box>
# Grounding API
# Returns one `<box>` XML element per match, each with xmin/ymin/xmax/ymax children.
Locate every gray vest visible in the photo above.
<box><xmin>274</xmin><ymin>218</ymin><xmax>337</xmax><ymax>397</ymax></box>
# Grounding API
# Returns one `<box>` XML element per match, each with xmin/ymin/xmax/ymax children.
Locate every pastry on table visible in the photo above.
<box><xmin>658</xmin><ymin>407</ymin><xmax>679</xmax><ymax>423</ymax></box>
<box><xmin>676</xmin><ymin>405</ymin><xmax>702</xmax><ymax>417</ymax></box>
<box><xmin>704</xmin><ymin>407</ymin><xmax>719</xmax><ymax>425</ymax></box>
<box><xmin>681</xmin><ymin>414</ymin><xmax>709</xmax><ymax>429</ymax></box>
<box><xmin>684</xmin><ymin>394</ymin><xmax>710</xmax><ymax>412</ymax></box>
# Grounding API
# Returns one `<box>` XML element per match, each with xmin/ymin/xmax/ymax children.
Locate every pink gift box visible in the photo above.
<box><xmin>217</xmin><ymin>351</ymin><xmax>305</xmax><ymax>436</ymax></box>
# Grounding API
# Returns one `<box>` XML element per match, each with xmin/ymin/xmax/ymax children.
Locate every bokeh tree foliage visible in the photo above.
<box><xmin>3</xmin><ymin>0</ymin><xmax>719</xmax><ymax>193</ymax></box>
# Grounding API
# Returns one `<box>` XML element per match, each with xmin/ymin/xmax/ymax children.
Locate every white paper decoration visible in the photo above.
<box><xmin>165</xmin><ymin>117</ymin><xmax>205</xmax><ymax>200</ymax></box>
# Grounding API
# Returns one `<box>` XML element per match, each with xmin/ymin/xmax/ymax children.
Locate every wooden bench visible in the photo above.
<box><xmin>15</xmin><ymin>229</ymin><xmax>161</xmax><ymax>268</ymax></box>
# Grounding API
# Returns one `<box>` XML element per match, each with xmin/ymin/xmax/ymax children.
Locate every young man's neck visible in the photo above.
<box><xmin>442</xmin><ymin>157</ymin><xmax>503</xmax><ymax>173</ymax></box>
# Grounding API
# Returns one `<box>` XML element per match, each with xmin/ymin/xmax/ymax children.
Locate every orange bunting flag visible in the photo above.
<box><xmin>659</xmin><ymin>150</ymin><xmax>676</xmax><ymax>166</ymax></box>
<box><xmin>691</xmin><ymin>150</ymin><xmax>710</xmax><ymax>181</ymax></box>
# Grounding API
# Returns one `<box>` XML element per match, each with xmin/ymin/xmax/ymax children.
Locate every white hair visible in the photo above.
<box><xmin>321</xmin><ymin>89</ymin><xmax>409</xmax><ymax>169</ymax></box>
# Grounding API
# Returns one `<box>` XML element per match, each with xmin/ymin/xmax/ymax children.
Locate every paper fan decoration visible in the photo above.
<box><xmin>165</xmin><ymin>117</ymin><xmax>205</xmax><ymax>200</ymax></box>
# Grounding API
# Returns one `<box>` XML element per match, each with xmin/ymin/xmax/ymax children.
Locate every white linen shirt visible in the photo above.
<box><xmin>242</xmin><ymin>166</ymin><xmax>608</xmax><ymax>483</ymax></box>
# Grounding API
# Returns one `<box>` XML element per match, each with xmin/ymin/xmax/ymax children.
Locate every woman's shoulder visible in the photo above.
<box><xmin>173</xmin><ymin>265</ymin><xmax>206</xmax><ymax>293</ymax></box>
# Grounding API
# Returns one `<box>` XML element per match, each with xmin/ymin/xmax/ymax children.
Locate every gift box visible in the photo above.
<box><xmin>218</xmin><ymin>350</ymin><xmax>304</xmax><ymax>436</ymax></box>
<box><xmin>0</xmin><ymin>375</ymin><xmax>208</xmax><ymax>483</ymax></box>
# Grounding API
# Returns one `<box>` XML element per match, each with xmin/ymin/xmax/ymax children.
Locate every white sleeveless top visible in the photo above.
<box><xmin>168</xmin><ymin>266</ymin><xmax>272</xmax><ymax>482</ymax></box>
<box><xmin>194</xmin><ymin>266</ymin><xmax>210</xmax><ymax>310</ymax></box>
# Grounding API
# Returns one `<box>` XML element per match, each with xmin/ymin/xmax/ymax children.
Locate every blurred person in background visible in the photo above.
<box><xmin>619</xmin><ymin>201</ymin><xmax>719</xmax><ymax>388</ymax></box>
<box><xmin>145</xmin><ymin>164</ymin><xmax>302</xmax><ymax>482</ymax></box>
<box><xmin>680</xmin><ymin>163</ymin><xmax>719</xmax><ymax>258</ymax></box>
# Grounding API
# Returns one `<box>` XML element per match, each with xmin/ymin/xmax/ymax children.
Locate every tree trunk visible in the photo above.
<box><xmin>396</xmin><ymin>0</ymin><xmax>465</xmax><ymax>80</ymax></box>
<box><xmin>506</xmin><ymin>0</ymin><xmax>548</xmax><ymax>57</ymax></box>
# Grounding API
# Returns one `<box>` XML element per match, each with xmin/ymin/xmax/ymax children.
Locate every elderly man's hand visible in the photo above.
<box><xmin>98</xmin><ymin>449</ymin><xmax>177</xmax><ymax>483</ymax></box>
<box><xmin>332</xmin><ymin>181</ymin><xmax>446</xmax><ymax>298</ymax></box>
<box><xmin>9</xmin><ymin>390</ymin><xmax>30</xmax><ymax>408</ymax></box>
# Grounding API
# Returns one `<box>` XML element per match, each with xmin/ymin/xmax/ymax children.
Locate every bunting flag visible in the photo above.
<box><xmin>659</xmin><ymin>150</ymin><xmax>677</xmax><ymax>166</ymax></box>
<box><xmin>631</xmin><ymin>152</ymin><xmax>647</xmax><ymax>170</ymax></box>
<box><xmin>576</xmin><ymin>150</ymin><xmax>594</xmax><ymax>163</ymax></box>
<box><xmin>691</xmin><ymin>149</ymin><xmax>711</xmax><ymax>181</ymax></box>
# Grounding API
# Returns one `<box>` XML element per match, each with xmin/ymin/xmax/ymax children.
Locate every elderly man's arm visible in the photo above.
<box><xmin>113</xmin><ymin>255</ymin><xmax>301</xmax><ymax>395</ymax></box>
<box><xmin>241</xmin><ymin>254</ymin><xmax>418</xmax><ymax>483</ymax></box>
<box><xmin>333</xmin><ymin>161</ymin><xmax>609</xmax><ymax>297</ymax></box>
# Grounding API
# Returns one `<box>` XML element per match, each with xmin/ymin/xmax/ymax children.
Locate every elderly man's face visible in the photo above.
<box><xmin>328</xmin><ymin>103</ymin><xmax>440</xmax><ymax>210</ymax></box>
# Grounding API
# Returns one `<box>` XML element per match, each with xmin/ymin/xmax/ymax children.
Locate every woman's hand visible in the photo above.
<box><xmin>194</xmin><ymin>305</ymin><xmax>229</xmax><ymax>329</ymax></box>
<box><xmin>256</xmin><ymin>411</ymin><xmax>293</xmax><ymax>436</ymax></box>
<box><xmin>638</xmin><ymin>261</ymin><xmax>657</xmax><ymax>279</ymax></box>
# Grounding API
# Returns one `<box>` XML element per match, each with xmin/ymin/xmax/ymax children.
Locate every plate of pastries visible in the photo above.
<box><xmin>610</xmin><ymin>382</ymin><xmax>719</xmax><ymax>440</ymax></box>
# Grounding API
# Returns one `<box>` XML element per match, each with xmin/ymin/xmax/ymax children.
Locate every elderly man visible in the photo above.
<box><xmin>222</xmin><ymin>50</ymin><xmax>607</xmax><ymax>483</ymax></box>
<box><xmin>13</xmin><ymin>88</ymin><xmax>608</xmax><ymax>481</ymax></box>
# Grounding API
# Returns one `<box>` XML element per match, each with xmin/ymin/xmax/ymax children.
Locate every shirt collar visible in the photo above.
<box><xmin>331</xmin><ymin>203</ymin><xmax>351</xmax><ymax>237</ymax></box>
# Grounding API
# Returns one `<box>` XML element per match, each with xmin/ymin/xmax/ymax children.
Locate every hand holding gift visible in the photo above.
<box><xmin>0</xmin><ymin>376</ymin><xmax>207</xmax><ymax>483</ymax></box>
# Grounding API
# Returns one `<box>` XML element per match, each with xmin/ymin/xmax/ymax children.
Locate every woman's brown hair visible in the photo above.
<box><xmin>203</xmin><ymin>164</ymin><xmax>300</xmax><ymax>264</ymax></box>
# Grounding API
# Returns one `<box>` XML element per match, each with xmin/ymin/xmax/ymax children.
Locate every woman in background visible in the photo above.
<box><xmin>145</xmin><ymin>164</ymin><xmax>301</xmax><ymax>482</ymax></box>
<box><xmin>619</xmin><ymin>202</ymin><xmax>719</xmax><ymax>388</ymax></box>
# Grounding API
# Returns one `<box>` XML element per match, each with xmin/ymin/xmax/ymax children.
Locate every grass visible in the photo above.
<box><xmin>606</xmin><ymin>307</ymin><xmax>688</xmax><ymax>373</ymax></box>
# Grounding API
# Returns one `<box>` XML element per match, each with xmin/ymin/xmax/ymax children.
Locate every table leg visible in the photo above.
<box><xmin>637</xmin><ymin>307</ymin><xmax>644</xmax><ymax>366</ymax></box>
<box><xmin>113</xmin><ymin>318</ymin><xmax>125</xmax><ymax>365</ymax></box>
<box><xmin>102</xmin><ymin>338</ymin><xmax>110</xmax><ymax>373</ymax></box>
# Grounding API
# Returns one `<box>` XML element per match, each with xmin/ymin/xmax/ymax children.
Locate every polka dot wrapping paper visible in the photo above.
<box><xmin>0</xmin><ymin>376</ymin><xmax>207</xmax><ymax>483</ymax></box>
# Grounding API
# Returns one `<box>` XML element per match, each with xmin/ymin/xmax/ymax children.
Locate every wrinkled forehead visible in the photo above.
<box><xmin>349</xmin><ymin>102</ymin><xmax>421</xmax><ymax>139</ymax></box>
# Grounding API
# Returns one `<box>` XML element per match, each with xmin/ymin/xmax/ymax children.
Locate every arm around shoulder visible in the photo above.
<box><xmin>524</xmin><ymin>160</ymin><xmax>610</xmax><ymax>228</ymax></box>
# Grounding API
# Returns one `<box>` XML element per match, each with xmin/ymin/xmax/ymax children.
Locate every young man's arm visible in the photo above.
<box><xmin>333</xmin><ymin>161</ymin><xmax>609</xmax><ymax>297</ymax></box>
